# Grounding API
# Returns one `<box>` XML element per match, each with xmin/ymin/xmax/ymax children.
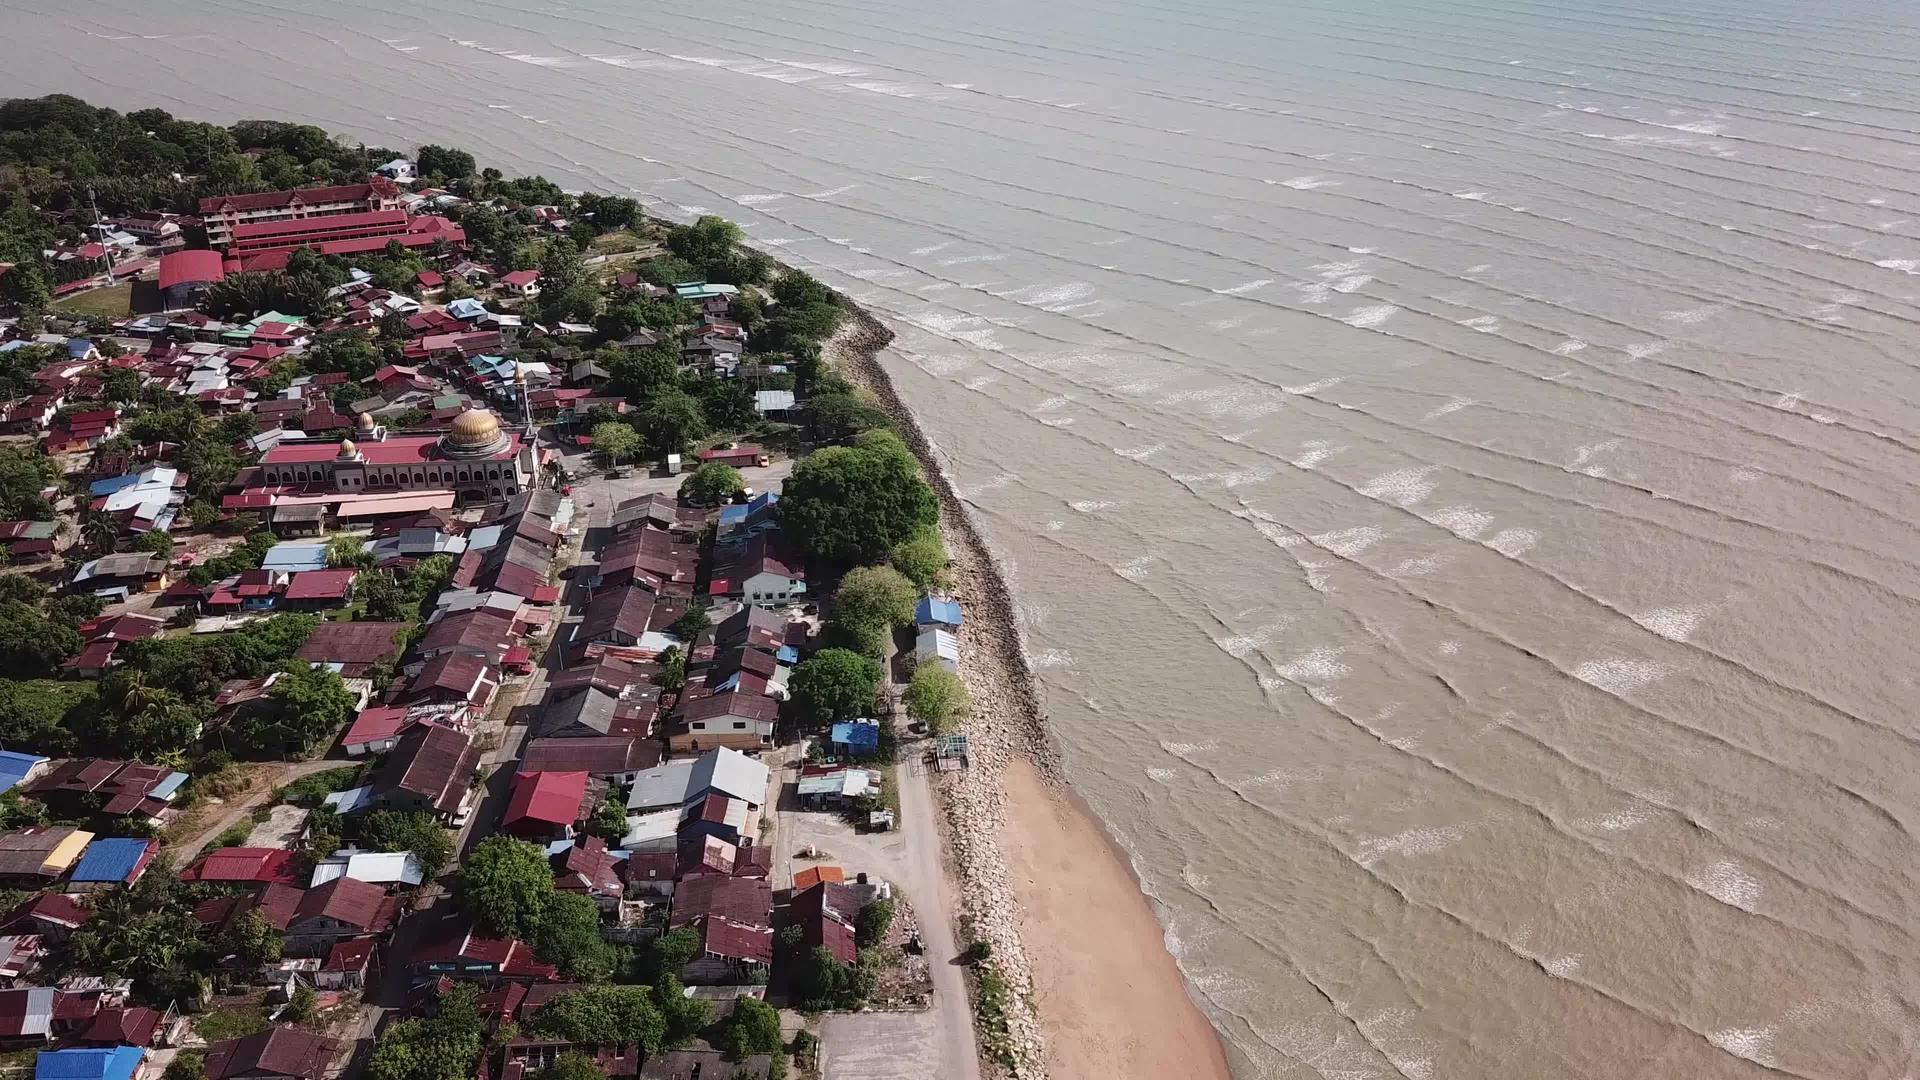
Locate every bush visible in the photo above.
<box><xmin>854</xmin><ymin>898</ymin><xmax>894</xmax><ymax>948</ymax></box>
<box><xmin>212</xmin><ymin>822</ymin><xmax>253</xmax><ymax>850</ymax></box>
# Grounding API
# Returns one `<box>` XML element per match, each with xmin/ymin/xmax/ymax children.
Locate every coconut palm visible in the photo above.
<box><xmin>83</xmin><ymin>515</ymin><xmax>118</xmax><ymax>555</ymax></box>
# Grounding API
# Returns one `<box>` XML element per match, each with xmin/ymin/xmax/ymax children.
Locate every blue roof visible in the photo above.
<box><xmin>0</xmin><ymin>751</ymin><xmax>47</xmax><ymax>794</ymax></box>
<box><xmin>69</xmin><ymin>838</ymin><xmax>152</xmax><ymax>883</ymax></box>
<box><xmin>775</xmin><ymin>645</ymin><xmax>800</xmax><ymax>665</ymax></box>
<box><xmin>88</xmin><ymin>473</ymin><xmax>142</xmax><ymax>497</ymax></box>
<box><xmin>37</xmin><ymin>1046</ymin><xmax>143</xmax><ymax>1080</ymax></box>
<box><xmin>718</xmin><ymin>505</ymin><xmax>748</xmax><ymax>526</ymax></box>
<box><xmin>915</xmin><ymin>597</ymin><xmax>963</xmax><ymax>627</ymax></box>
<box><xmin>830</xmin><ymin>722</ymin><xmax>881</xmax><ymax>751</ymax></box>
<box><xmin>261</xmin><ymin>541</ymin><xmax>330</xmax><ymax>573</ymax></box>
<box><xmin>446</xmin><ymin>297</ymin><xmax>489</xmax><ymax>320</ymax></box>
<box><xmin>66</xmin><ymin>339</ymin><xmax>94</xmax><ymax>359</ymax></box>
<box><xmin>747</xmin><ymin>491</ymin><xmax>779</xmax><ymax>514</ymax></box>
<box><xmin>0</xmin><ymin>341</ymin><xmax>28</xmax><ymax>354</ymax></box>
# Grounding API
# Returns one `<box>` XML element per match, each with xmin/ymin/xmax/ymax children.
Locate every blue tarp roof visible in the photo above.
<box><xmin>717</xmin><ymin>505</ymin><xmax>748</xmax><ymax>526</ymax></box>
<box><xmin>66</xmin><ymin>339</ymin><xmax>94</xmax><ymax>359</ymax></box>
<box><xmin>0</xmin><ymin>752</ymin><xmax>47</xmax><ymax>795</ymax></box>
<box><xmin>830</xmin><ymin>722</ymin><xmax>881</xmax><ymax>751</ymax></box>
<box><xmin>915</xmin><ymin>596</ymin><xmax>963</xmax><ymax>627</ymax></box>
<box><xmin>446</xmin><ymin>298</ymin><xmax>489</xmax><ymax>320</ymax></box>
<box><xmin>775</xmin><ymin>645</ymin><xmax>799</xmax><ymax>665</ymax></box>
<box><xmin>87</xmin><ymin>473</ymin><xmax>142</xmax><ymax>497</ymax></box>
<box><xmin>69</xmin><ymin>837</ymin><xmax>151</xmax><ymax>883</ymax></box>
<box><xmin>37</xmin><ymin>1046</ymin><xmax>143</xmax><ymax>1080</ymax></box>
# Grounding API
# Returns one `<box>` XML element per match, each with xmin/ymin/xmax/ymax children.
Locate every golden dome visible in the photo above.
<box><xmin>448</xmin><ymin>409</ymin><xmax>501</xmax><ymax>445</ymax></box>
<box><xmin>356</xmin><ymin>411</ymin><xmax>375</xmax><ymax>432</ymax></box>
<box><xmin>337</xmin><ymin>438</ymin><xmax>357</xmax><ymax>457</ymax></box>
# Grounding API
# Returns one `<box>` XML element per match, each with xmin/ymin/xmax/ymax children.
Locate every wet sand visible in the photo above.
<box><xmin>1001</xmin><ymin>759</ymin><xmax>1234</xmax><ymax>1080</ymax></box>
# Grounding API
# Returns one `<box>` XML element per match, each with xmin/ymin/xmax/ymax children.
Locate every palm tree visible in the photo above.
<box><xmin>83</xmin><ymin>516</ymin><xmax>118</xmax><ymax>555</ymax></box>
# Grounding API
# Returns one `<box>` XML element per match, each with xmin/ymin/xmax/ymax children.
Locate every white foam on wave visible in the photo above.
<box><xmin>1457</xmin><ymin>315</ymin><xmax>1501</xmax><ymax>333</ymax></box>
<box><xmin>1708</xmin><ymin>1027</ymin><xmax>1778</xmax><ymax>1067</ymax></box>
<box><xmin>1358</xmin><ymin>467</ymin><xmax>1438</xmax><ymax>507</ymax></box>
<box><xmin>1543</xmin><ymin>954</ymin><xmax>1583</xmax><ymax>978</ymax></box>
<box><xmin>1277</xmin><ymin>176</ymin><xmax>1339</xmax><ymax>190</ymax></box>
<box><xmin>1424</xmin><ymin>397</ymin><xmax>1474</xmax><ymax>420</ymax></box>
<box><xmin>1635</xmin><ymin>605</ymin><xmax>1707</xmax><ymax>642</ymax></box>
<box><xmin>1069</xmin><ymin>499</ymin><xmax>1118</xmax><ymax>513</ymax></box>
<box><xmin>1551</xmin><ymin>340</ymin><xmax>1587</xmax><ymax>356</ymax></box>
<box><xmin>1355</xmin><ymin>826</ymin><xmax>1462</xmax><ymax>868</ymax></box>
<box><xmin>1342</xmin><ymin>304</ymin><xmax>1400</xmax><ymax>329</ymax></box>
<box><xmin>1029</xmin><ymin>648</ymin><xmax>1075</xmax><ymax>669</ymax></box>
<box><xmin>1283</xmin><ymin>377</ymin><xmax>1341</xmax><ymax>395</ymax></box>
<box><xmin>1388</xmin><ymin>555</ymin><xmax>1448</xmax><ymax>578</ymax></box>
<box><xmin>1486</xmin><ymin>528</ymin><xmax>1538</xmax><ymax>557</ymax></box>
<box><xmin>1213</xmin><ymin>278</ymin><xmax>1273</xmax><ymax>296</ymax></box>
<box><xmin>1113</xmin><ymin>555</ymin><xmax>1157</xmax><ymax>582</ymax></box>
<box><xmin>1876</xmin><ymin>258</ymin><xmax>1920</xmax><ymax>274</ymax></box>
<box><xmin>1623</xmin><ymin>341</ymin><xmax>1668</xmax><ymax>360</ymax></box>
<box><xmin>1310</xmin><ymin>526</ymin><xmax>1383</xmax><ymax>558</ymax></box>
<box><xmin>1113</xmin><ymin>443</ymin><xmax>1165</xmax><ymax>461</ymax></box>
<box><xmin>1217</xmin><ymin>619</ymin><xmax>1292</xmax><ymax>659</ymax></box>
<box><xmin>733</xmin><ymin>192</ymin><xmax>786</xmax><ymax>205</ymax></box>
<box><xmin>1572</xmin><ymin>658</ymin><xmax>1667</xmax><ymax>694</ymax></box>
<box><xmin>1451</xmin><ymin>191</ymin><xmax>1490</xmax><ymax>201</ymax></box>
<box><xmin>1662</xmin><ymin>304</ymin><xmax>1721</xmax><ymax>324</ymax></box>
<box><xmin>1574</xmin><ymin>803</ymin><xmax>1651</xmax><ymax>832</ymax></box>
<box><xmin>1290</xmin><ymin>440</ymin><xmax>1342</xmax><ymax>469</ymax></box>
<box><xmin>1426</xmin><ymin>505</ymin><xmax>1493</xmax><ymax>539</ymax></box>
<box><xmin>1275</xmin><ymin>647</ymin><xmax>1350</xmax><ymax>684</ymax></box>
<box><xmin>1690</xmin><ymin>860</ymin><xmax>1763</xmax><ymax>912</ymax></box>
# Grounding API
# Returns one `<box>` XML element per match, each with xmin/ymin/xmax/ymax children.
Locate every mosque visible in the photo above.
<box><xmin>258</xmin><ymin>407</ymin><xmax>537</xmax><ymax>503</ymax></box>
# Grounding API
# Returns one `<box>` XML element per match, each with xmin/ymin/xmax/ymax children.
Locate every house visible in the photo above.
<box><xmin>752</xmin><ymin>390</ymin><xmax>795</xmax><ymax>418</ymax></box>
<box><xmin>0</xmin><ymin>755</ymin><xmax>49</xmax><ymax>798</ymax></box>
<box><xmin>414</xmin><ymin>609</ymin><xmax>516</xmax><ymax>667</ymax></box>
<box><xmin>915</xmin><ymin>596</ymin><xmax>963</xmax><ymax>631</ymax></box>
<box><xmin>708</xmin><ymin>535</ymin><xmax>804</xmax><ymax>607</ymax></box>
<box><xmin>0</xmin><ymin>828</ymin><xmax>92</xmax><ymax>887</ymax></box>
<box><xmin>828</xmin><ymin>721</ymin><xmax>881</xmax><ymax>759</ymax></box>
<box><xmin>0</xmin><ymin>895</ymin><xmax>88</xmax><ymax>943</ymax></box>
<box><xmin>198</xmin><ymin>180</ymin><xmax>402</xmax><ymax>247</ymax></box>
<box><xmin>549</xmin><ymin>837</ymin><xmax>623</xmax><ymax>910</ymax></box>
<box><xmin>316</xmin><ymin>938</ymin><xmax>377</xmax><ymax>991</ymax></box>
<box><xmin>544</xmin><ymin>657</ymin><xmax>642</xmax><ymax>702</ymax></box>
<box><xmin>308</xmin><ymin>850</ymin><xmax>426</xmax><ymax>890</ymax></box>
<box><xmin>28</xmin><ymin>762</ymin><xmax>186</xmax><ymax>824</ymax></box>
<box><xmin>202</xmin><ymin>1026</ymin><xmax>341</xmax><ymax>1080</ymax></box>
<box><xmin>795</xmin><ymin>765</ymin><xmax>877</xmax><ymax>809</ymax></box>
<box><xmin>340</xmin><ymin>703</ymin><xmax>472</xmax><ymax>757</ymax></box>
<box><xmin>669</xmin><ymin>877</ymin><xmax>773</xmax><ymax>984</ymax></box>
<box><xmin>608</xmin><ymin>494</ymin><xmax>703</xmax><ymax>537</ymax></box>
<box><xmin>294</xmin><ymin>619</ymin><xmax>410</xmax><ymax>678</ymax></box>
<box><xmin>520</xmin><ymin>738</ymin><xmax>659</xmax><ymax>782</ymax></box>
<box><xmin>0</xmin><ymin>936</ymin><xmax>45</xmax><ymax>985</ymax></box>
<box><xmin>33</xmin><ymin>1045</ymin><xmax>144</xmax><ymax>1080</ymax></box>
<box><xmin>193</xmin><ymin>885</ymin><xmax>303</xmax><ymax>938</ymax></box>
<box><xmin>408</xmin><ymin>922</ymin><xmax>558</xmax><ymax>984</ymax></box>
<box><xmin>284</xmin><ymin>876</ymin><xmax>399</xmax><ymax>955</ymax></box>
<box><xmin>695</xmin><ymin>445</ymin><xmax>768</xmax><ymax>469</ymax></box>
<box><xmin>402</xmin><ymin>653</ymin><xmax>498</xmax><ymax>711</ymax></box>
<box><xmin>502</xmin><ymin>771</ymin><xmax>590</xmax><ymax>840</ymax></box>
<box><xmin>0</xmin><ymin>521</ymin><xmax>56</xmax><ymax>563</ymax></box>
<box><xmin>498</xmin><ymin>270</ymin><xmax>540</xmax><ymax>298</ymax></box>
<box><xmin>573</xmin><ymin>587</ymin><xmax>656</xmax><ymax>650</ymax></box>
<box><xmin>280</xmin><ymin>569</ymin><xmax>357</xmax><ymax>609</ymax></box>
<box><xmin>713</xmin><ymin>606</ymin><xmax>788</xmax><ymax>653</ymax></box>
<box><xmin>916</xmin><ymin>628</ymin><xmax>960</xmax><ymax>673</ymax></box>
<box><xmin>678</xmin><ymin>794</ymin><xmax>749</xmax><ymax>848</ymax></box>
<box><xmin>791</xmin><ymin>865</ymin><xmax>844</xmax><ymax>892</ymax></box>
<box><xmin>179</xmin><ymin>848</ymin><xmax>299</xmax><ymax>888</ymax></box>
<box><xmin>0</xmin><ymin>986</ymin><xmax>58</xmax><ymax>1045</ymax></box>
<box><xmin>790</xmin><ymin>881</ymin><xmax>861</xmax><ymax>965</ymax></box>
<box><xmin>367</xmin><ymin>724</ymin><xmax>480</xmax><ymax>821</ymax></box>
<box><xmin>377</xmin><ymin>159</ymin><xmax>417</xmax><ymax>182</ymax></box>
<box><xmin>69</xmin><ymin>1006</ymin><xmax>164</xmax><ymax>1048</ymax></box>
<box><xmin>668</xmin><ymin>692</ymin><xmax>778</xmax><ymax>754</ymax></box>
<box><xmin>64</xmin><ymin>838</ymin><xmax>156</xmax><ymax>893</ymax></box>
<box><xmin>625</xmin><ymin>748</ymin><xmax>770</xmax><ymax>816</ymax></box>
<box><xmin>69</xmin><ymin>553</ymin><xmax>169</xmax><ymax>598</ymax></box>
<box><xmin>596</xmin><ymin>529</ymin><xmax>696</xmax><ymax>595</ymax></box>
<box><xmin>535</xmin><ymin>688</ymin><xmax>653</xmax><ymax>741</ymax></box>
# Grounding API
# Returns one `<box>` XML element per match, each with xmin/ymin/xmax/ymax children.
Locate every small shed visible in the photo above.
<box><xmin>914</xmin><ymin>596</ymin><xmax>962</xmax><ymax>630</ymax></box>
<box><xmin>915</xmin><ymin>628</ymin><xmax>960</xmax><ymax>673</ymax></box>
<box><xmin>828</xmin><ymin>722</ymin><xmax>881</xmax><ymax>759</ymax></box>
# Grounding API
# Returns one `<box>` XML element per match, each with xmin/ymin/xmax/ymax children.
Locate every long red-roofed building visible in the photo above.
<box><xmin>199</xmin><ymin>179</ymin><xmax>401</xmax><ymax>247</ymax></box>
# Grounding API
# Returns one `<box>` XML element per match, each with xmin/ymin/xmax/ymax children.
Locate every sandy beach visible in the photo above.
<box><xmin>1001</xmin><ymin>759</ymin><xmax>1234</xmax><ymax>1080</ymax></box>
<box><xmin>826</xmin><ymin>309</ymin><xmax>1231</xmax><ymax>1078</ymax></box>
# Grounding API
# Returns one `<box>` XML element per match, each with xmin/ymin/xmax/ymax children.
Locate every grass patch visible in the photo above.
<box><xmin>276</xmin><ymin>766</ymin><xmax>365</xmax><ymax>808</ymax></box>
<box><xmin>51</xmin><ymin>282</ymin><xmax>132</xmax><ymax>320</ymax></box>
<box><xmin>193</xmin><ymin>1004</ymin><xmax>270</xmax><ymax>1043</ymax></box>
<box><xmin>879</xmin><ymin>764</ymin><xmax>902</xmax><ymax>821</ymax></box>
<box><xmin>972</xmin><ymin>966</ymin><xmax>1016</xmax><ymax>1069</ymax></box>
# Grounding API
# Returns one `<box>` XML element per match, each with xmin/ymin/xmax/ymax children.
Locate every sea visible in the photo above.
<box><xmin>9</xmin><ymin>0</ymin><xmax>1920</xmax><ymax>1074</ymax></box>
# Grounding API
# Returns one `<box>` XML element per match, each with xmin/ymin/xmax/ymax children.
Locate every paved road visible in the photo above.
<box><xmin>889</xmin><ymin>745</ymin><xmax>982</xmax><ymax>1080</ymax></box>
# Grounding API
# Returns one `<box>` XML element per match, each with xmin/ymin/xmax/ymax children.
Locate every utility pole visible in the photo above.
<box><xmin>87</xmin><ymin>186</ymin><xmax>115</xmax><ymax>279</ymax></box>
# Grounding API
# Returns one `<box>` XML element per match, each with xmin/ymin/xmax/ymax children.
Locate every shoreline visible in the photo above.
<box><xmin>822</xmin><ymin>306</ymin><xmax>1233</xmax><ymax>1080</ymax></box>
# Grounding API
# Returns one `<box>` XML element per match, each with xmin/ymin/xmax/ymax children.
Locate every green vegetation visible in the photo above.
<box><xmin>457</xmin><ymin>836</ymin><xmax>617</xmax><ymax>980</ymax></box>
<box><xmin>888</xmin><ymin>528</ymin><xmax>949</xmax><ymax>589</ymax></box>
<box><xmin>831</xmin><ymin>565</ymin><xmax>916</xmax><ymax>657</ymax></box>
<box><xmin>903</xmin><ymin>665</ymin><xmax>969</xmax><ymax>735</ymax></box>
<box><xmin>680</xmin><ymin>461</ymin><xmax>744</xmax><ymax>506</ymax></box>
<box><xmin>325</xmin><ymin>533</ymin><xmax>375</xmax><ymax>569</ymax></box>
<box><xmin>590</xmin><ymin>421</ymin><xmax>640</xmax><ymax>469</ymax></box>
<box><xmin>363</xmin><ymin>809</ymin><xmax>455</xmax><ymax>878</ymax></box>
<box><xmin>717</xmin><ymin>995</ymin><xmax>785</xmax><ymax>1061</ymax></box>
<box><xmin>192</xmin><ymin>1005</ymin><xmax>271</xmax><ymax>1044</ymax></box>
<box><xmin>779</xmin><ymin>438</ymin><xmax>937</xmax><ymax>566</ymax></box>
<box><xmin>368</xmin><ymin>985</ymin><xmax>485</xmax><ymax>1080</ymax></box>
<box><xmin>786</xmin><ymin>649</ymin><xmax>881</xmax><ymax>729</ymax></box>
<box><xmin>50</xmin><ymin>282</ymin><xmax>131</xmax><ymax>320</ymax></box>
<box><xmin>796</xmin><ymin>945</ymin><xmax>875</xmax><ymax>1011</ymax></box>
<box><xmin>854</xmin><ymin>898</ymin><xmax>895</xmax><ymax>948</ymax></box>
<box><xmin>68</xmin><ymin>874</ymin><xmax>216</xmax><ymax>1005</ymax></box>
<box><xmin>973</xmin><ymin>965</ymin><xmax>1016</xmax><ymax>1068</ymax></box>
<box><xmin>277</xmin><ymin>765</ymin><xmax>364</xmax><ymax>808</ymax></box>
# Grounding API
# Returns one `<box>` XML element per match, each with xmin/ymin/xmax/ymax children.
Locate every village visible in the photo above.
<box><xmin>0</xmin><ymin>98</ymin><xmax>989</xmax><ymax>1080</ymax></box>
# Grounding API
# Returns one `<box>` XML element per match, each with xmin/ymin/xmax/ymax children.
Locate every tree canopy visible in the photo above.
<box><xmin>368</xmin><ymin>985</ymin><xmax>485</xmax><ymax>1080</ymax></box>
<box><xmin>786</xmin><ymin>648</ymin><xmax>880</xmax><ymax>728</ymax></box>
<box><xmin>362</xmin><ymin>810</ymin><xmax>455</xmax><ymax>878</ymax></box>
<box><xmin>903</xmin><ymin>664</ymin><xmax>969</xmax><ymax>735</ymax></box>
<box><xmin>888</xmin><ymin>528</ymin><xmax>949</xmax><ymax>588</ymax></box>
<box><xmin>458</xmin><ymin>836</ymin><xmax>554</xmax><ymax>940</ymax></box>
<box><xmin>779</xmin><ymin>443</ymin><xmax>937</xmax><ymax>566</ymax></box>
<box><xmin>717</xmin><ymin>996</ymin><xmax>784</xmax><ymax>1060</ymax></box>
<box><xmin>590</xmin><ymin>421</ymin><xmax>640</xmax><ymax>468</ymax></box>
<box><xmin>680</xmin><ymin>461</ymin><xmax>744</xmax><ymax>506</ymax></box>
<box><xmin>832</xmin><ymin>565</ymin><xmax>917</xmax><ymax>657</ymax></box>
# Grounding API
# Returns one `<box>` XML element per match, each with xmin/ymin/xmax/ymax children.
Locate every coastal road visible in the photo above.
<box><xmin>891</xmin><ymin>747</ymin><xmax>981</xmax><ymax>1080</ymax></box>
